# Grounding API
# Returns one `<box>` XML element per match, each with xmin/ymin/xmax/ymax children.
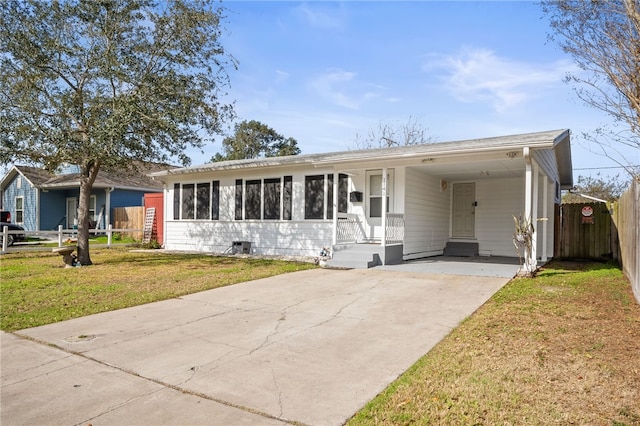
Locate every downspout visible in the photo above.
<box><xmin>105</xmin><ymin>187</ymin><xmax>114</xmax><ymax>229</ymax></box>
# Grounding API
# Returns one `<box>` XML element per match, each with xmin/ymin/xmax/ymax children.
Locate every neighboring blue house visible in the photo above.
<box><xmin>0</xmin><ymin>163</ymin><xmax>168</xmax><ymax>231</ymax></box>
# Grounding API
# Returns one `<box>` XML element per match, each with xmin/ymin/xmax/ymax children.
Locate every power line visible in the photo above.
<box><xmin>574</xmin><ymin>165</ymin><xmax>639</xmax><ymax>170</ymax></box>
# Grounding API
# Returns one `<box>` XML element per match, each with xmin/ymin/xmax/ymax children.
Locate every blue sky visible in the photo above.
<box><xmin>200</xmin><ymin>0</ymin><xmax>638</xmax><ymax>181</ymax></box>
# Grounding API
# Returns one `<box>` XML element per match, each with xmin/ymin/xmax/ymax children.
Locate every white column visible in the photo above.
<box><xmin>381</xmin><ymin>167</ymin><xmax>387</xmax><ymax>247</ymax></box>
<box><xmin>332</xmin><ymin>171</ymin><xmax>339</xmax><ymax>246</ymax></box>
<box><xmin>524</xmin><ymin>148</ymin><xmax>532</xmax><ymax>222</ymax></box>
<box><xmin>523</xmin><ymin>148</ymin><xmax>534</xmax><ymax>273</ymax></box>
<box><xmin>542</xmin><ymin>178</ymin><xmax>549</xmax><ymax>261</ymax></box>
<box><xmin>105</xmin><ymin>188</ymin><xmax>113</xmax><ymax>229</ymax></box>
<box><xmin>531</xmin><ymin>162</ymin><xmax>539</xmax><ymax>270</ymax></box>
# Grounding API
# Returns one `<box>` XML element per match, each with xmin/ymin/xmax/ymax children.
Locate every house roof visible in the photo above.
<box><xmin>1</xmin><ymin>162</ymin><xmax>171</xmax><ymax>192</ymax></box>
<box><xmin>149</xmin><ymin>129</ymin><xmax>573</xmax><ymax>187</ymax></box>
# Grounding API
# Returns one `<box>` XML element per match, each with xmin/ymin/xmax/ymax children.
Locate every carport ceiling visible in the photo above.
<box><xmin>415</xmin><ymin>156</ymin><xmax>528</xmax><ymax>181</ymax></box>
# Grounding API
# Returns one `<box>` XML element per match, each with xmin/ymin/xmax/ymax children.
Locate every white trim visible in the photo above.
<box><xmin>381</xmin><ymin>167</ymin><xmax>388</xmax><ymax>247</ymax></box>
<box><xmin>15</xmin><ymin>195</ymin><xmax>24</xmax><ymax>224</ymax></box>
<box><xmin>332</xmin><ymin>169</ymin><xmax>339</xmax><ymax>245</ymax></box>
<box><xmin>450</xmin><ymin>181</ymin><xmax>476</xmax><ymax>239</ymax></box>
<box><xmin>66</xmin><ymin>197</ymin><xmax>77</xmax><ymax>229</ymax></box>
<box><xmin>542</xmin><ymin>178</ymin><xmax>548</xmax><ymax>261</ymax></box>
<box><xmin>532</xmin><ymin>162</ymin><xmax>539</xmax><ymax>264</ymax></box>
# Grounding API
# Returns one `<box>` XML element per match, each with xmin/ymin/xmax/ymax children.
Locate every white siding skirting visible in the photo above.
<box><xmin>164</xmin><ymin>220</ymin><xmax>332</xmax><ymax>257</ymax></box>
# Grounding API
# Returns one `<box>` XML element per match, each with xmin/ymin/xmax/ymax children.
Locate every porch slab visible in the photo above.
<box><xmin>375</xmin><ymin>255</ymin><xmax>522</xmax><ymax>278</ymax></box>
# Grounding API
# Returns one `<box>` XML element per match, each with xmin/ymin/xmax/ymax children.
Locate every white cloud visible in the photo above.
<box><xmin>295</xmin><ymin>2</ymin><xmax>346</xmax><ymax>29</ymax></box>
<box><xmin>311</xmin><ymin>69</ymin><xmax>364</xmax><ymax>109</ymax></box>
<box><xmin>425</xmin><ymin>47</ymin><xmax>577</xmax><ymax>113</ymax></box>
<box><xmin>274</xmin><ymin>70</ymin><xmax>290</xmax><ymax>84</ymax></box>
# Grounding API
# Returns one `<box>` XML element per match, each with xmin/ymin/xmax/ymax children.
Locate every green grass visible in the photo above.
<box><xmin>0</xmin><ymin>248</ymin><xmax>315</xmax><ymax>331</ymax></box>
<box><xmin>348</xmin><ymin>260</ymin><xmax>640</xmax><ymax>426</ymax></box>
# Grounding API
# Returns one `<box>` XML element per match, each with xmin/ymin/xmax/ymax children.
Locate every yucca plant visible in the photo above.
<box><xmin>513</xmin><ymin>215</ymin><xmax>535</xmax><ymax>276</ymax></box>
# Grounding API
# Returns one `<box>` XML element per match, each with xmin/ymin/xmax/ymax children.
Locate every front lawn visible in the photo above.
<box><xmin>0</xmin><ymin>248</ymin><xmax>315</xmax><ymax>331</ymax></box>
<box><xmin>349</xmin><ymin>261</ymin><xmax>640</xmax><ymax>425</ymax></box>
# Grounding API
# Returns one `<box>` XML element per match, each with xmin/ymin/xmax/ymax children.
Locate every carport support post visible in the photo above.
<box><xmin>523</xmin><ymin>148</ymin><xmax>538</xmax><ymax>275</ymax></box>
<box><xmin>381</xmin><ymin>167</ymin><xmax>387</xmax><ymax>248</ymax></box>
<box><xmin>531</xmin><ymin>162</ymin><xmax>539</xmax><ymax>270</ymax></box>
<box><xmin>542</xmin><ymin>178</ymin><xmax>549</xmax><ymax>261</ymax></box>
<box><xmin>332</xmin><ymin>169</ymin><xmax>338</xmax><ymax>246</ymax></box>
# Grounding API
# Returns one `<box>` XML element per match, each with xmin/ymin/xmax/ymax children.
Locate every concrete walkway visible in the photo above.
<box><xmin>1</xmin><ymin>268</ymin><xmax>511</xmax><ymax>425</ymax></box>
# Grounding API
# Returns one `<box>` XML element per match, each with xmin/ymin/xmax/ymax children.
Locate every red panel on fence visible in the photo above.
<box><xmin>144</xmin><ymin>193</ymin><xmax>164</xmax><ymax>245</ymax></box>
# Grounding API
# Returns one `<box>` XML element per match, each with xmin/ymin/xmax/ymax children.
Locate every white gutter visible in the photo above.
<box><xmin>569</xmin><ymin>191</ymin><xmax>608</xmax><ymax>203</ymax></box>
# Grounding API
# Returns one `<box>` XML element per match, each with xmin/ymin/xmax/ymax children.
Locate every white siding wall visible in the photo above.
<box><xmin>475</xmin><ymin>177</ymin><xmax>525</xmax><ymax>257</ymax></box>
<box><xmin>403</xmin><ymin>167</ymin><xmax>450</xmax><ymax>259</ymax></box>
<box><xmin>162</xmin><ymin>166</ymin><xmax>336</xmax><ymax>257</ymax></box>
<box><xmin>164</xmin><ymin>220</ymin><xmax>332</xmax><ymax>257</ymax></box>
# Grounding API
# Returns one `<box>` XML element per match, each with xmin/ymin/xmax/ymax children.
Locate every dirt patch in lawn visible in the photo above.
<box><xmin>350</xmin><ymin>261</ymin><xmax>640</xmax><ymax>425</ymax></box>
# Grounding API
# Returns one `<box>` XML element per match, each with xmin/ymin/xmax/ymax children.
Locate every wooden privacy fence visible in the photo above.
<box><xmin>612</xmin><ymin>180</ymin><xmax>639</xmax><ymax>304</ymax></box>
<box><xmin>555</xmin><ymin>202</ymin><xmax>618</xmax><ymax>261</ymax></box>
<box><xmin>113</xmin><ymin>206</ymin><xmax>144</xmax><ymax>240</ymax></box>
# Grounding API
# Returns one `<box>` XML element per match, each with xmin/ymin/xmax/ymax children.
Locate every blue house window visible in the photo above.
<box><xmin>15</xmin><ymin>197</ymin><xmax>24</xmax><ymax>223</ymax></box>
<box><xmin>89</xmin><ymin>196</ymin><xmax>97</xmax><ymax>222</ymax></box>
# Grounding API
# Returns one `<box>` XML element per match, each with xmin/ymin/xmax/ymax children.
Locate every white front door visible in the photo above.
<box><xmin>366</xmin><ymin>169</ymin><xmax>394</xmax><ymax>240</ymax></box>
<box><xmin>452</xmin><ymin>182</ymin><xmax>476</xmax><ymax>238</ymax></box>
<box><xmin>66</xmin><ymin>197</ymin><xmax>77</xmax><ymax>229</ymax></box>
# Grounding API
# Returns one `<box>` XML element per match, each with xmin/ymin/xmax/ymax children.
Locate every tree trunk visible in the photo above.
<box><xmin>76</xmin><ymin>161</ymin><xmax>100</xmax><ymax>266</ymax></box>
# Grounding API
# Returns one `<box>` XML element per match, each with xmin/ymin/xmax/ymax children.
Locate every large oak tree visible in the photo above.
<box><xmin>1</xmin><ymin>0</ymin><xmax>236</xmax><ymax>264</ymax></box>
<box><xmin>543</xmin><ymin>0</ymin><xmax>640</xmax><ymax>178</ymax></box>
<box><xmin>211</xmin><ymin>120</ymin><xmax>300</xmax><ymax>161</ymax></box>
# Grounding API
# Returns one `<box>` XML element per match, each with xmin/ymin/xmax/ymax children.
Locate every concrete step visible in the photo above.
<box><xmin>333</xmin><ymin>243</ymin><xmax>384</xmax><ymax>254</ymax></box>
<box><xmin>443</xmin><ymin>241</ymin><xmax>479</xmax><ymax>257</ymax></box>
<box><xmin>327</xmin><ymin>244</ymin><xmax>383</xmax><ymax>269</ymax></box>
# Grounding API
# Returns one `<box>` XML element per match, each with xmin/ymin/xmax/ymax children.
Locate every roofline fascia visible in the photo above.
<box><xmin>0</xmin><ymin>166</ymin><xmax>40</xmax><ymax>190</ymax></box>
<box><xmin>147</xmin><ymin>129</ymin><xmax>570</xmax><ymax>178</ymax></box>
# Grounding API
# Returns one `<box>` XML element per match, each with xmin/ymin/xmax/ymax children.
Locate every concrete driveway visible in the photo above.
<box><xmin>1</xmin><ymin>268</ymin><xmax>511</xmax><ymax>425</ymax></box>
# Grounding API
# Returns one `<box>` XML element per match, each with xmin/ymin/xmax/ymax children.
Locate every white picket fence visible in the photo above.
<box><xmin>1</xmin><ymin>224</ymin><xmax>142</xmax><ymax>253</ymax></box>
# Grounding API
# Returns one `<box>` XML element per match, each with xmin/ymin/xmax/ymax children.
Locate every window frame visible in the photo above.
<box><xmin>174</xmin><ymin>181</ymin><xmax>220</xmax><ymax>221</ymax></box>
<box><xmin>304</xmin><ymin>174</ymin><xmax>325</xmax><ymax>220</ymax></box>
<box><xmin>181</xmin><ymin>183</ymin><xmax>195</xmax><ymax>220</ymax></box>
<box><xmin>234</xmin><ymin>177</ymin><xmax>291</xmax><ymax>221</ymax></box>
<box><xmin>367</xmin><ymin>169</ymin><xmax>394</xmax><ymax>219</ymax></box>
<box><xmin>196</xmin><ymin>182</ymin><xmax>211</xmax><ymax>220</ymax></box>
<box><xmin>263</xmin><ymin>177</ymin><xmax>282</xmax><ymax>220</ymax></box>
<box><xmin>15</xmin><ymin>196</ymin><xmax>24</xmax><ymax>224</ymax></box>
